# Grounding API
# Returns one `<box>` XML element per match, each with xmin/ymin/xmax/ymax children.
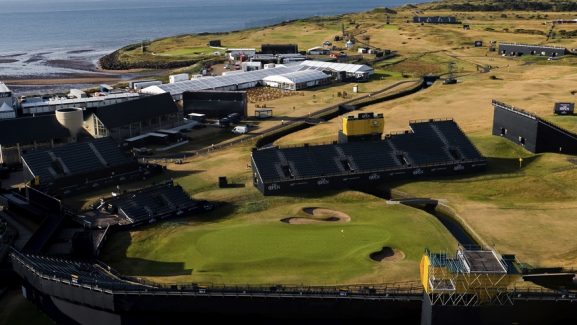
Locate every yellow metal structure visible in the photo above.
<box><xmin>342</xmin><ymin>112</ymin><xmax>384</xmax><ymax>137</ymax></box>
<box><xmin>420</xmin><ymin>246</ymin><xmax>522</xmax><ymax>306</ymax></box>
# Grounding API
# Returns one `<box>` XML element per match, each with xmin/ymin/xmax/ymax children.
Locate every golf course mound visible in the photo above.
<box><xmin>281</xmin><ymin>207</ymin><xmax>351</xmax><ymax>224</ymax></box>
<box><xmin>369</xmin><ymin>247</ymin><xmax>405</xmax><ymax>262</ymax></box>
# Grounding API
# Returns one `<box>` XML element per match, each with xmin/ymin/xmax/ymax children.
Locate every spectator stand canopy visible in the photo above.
<box><xmin>262</xmin><ymin>70</ymin><xmax>331</xmax><ymax>90</ymax></box>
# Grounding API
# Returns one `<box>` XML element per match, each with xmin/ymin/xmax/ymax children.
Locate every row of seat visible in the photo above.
<box><xmin>253</xmin><ymin>121</ymin><xmax>484</xmax><ymax>182</ymax></box>
<box><xmin>428</xmin><ymin>121</ymin><xmax>483</xmax><ymax>160</ymax></box>
<box><xmin>16</xmin><ymin>253</ymin><xmax>138</xmax><ymax>289</ymax></box>
<box><xmin>106</xmin><ymin>184</ymin><xmax>198</xmax><ymax>222</ymax></box>
<box><xmin>22</xmin><ymin>138</ymin><xmax>134</xmax><ymax>184</ymax></box>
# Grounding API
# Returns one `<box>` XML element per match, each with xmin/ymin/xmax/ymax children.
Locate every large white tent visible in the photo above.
<box><xmin>299</xmin><ymin>60</ymin><xmax>374</xmax><ymax>79</ymax></box>
<box><xmin>263</xmin><ymin>70</ymin><xmax>331</xmax><ymax>90</ymax></box>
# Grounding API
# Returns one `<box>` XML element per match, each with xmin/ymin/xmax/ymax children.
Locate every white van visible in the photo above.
<box><xmin>232</xmin><ymin>125</ymin><xmax>248</xmax><ymax>134</ymax></box>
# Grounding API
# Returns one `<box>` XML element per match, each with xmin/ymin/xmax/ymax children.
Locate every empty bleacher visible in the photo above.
<box><xmin>427</xmin><ymin>120</ymin><xmax>483</xmax><ymax>160</ymax></box>
<box><xmin>337</xmin><ymin>141</ymin><xmax>400</xmax><ymax>171</ymax></box>
<box><xmin>11</xmin><ymin>251</ymin><xmax>146</xmax><ymax>290</ymax></box>
<box><xmin>102</xmin><ymin>183</ymin><xmax>201</xmax><ymax>224</ymax></box>
<box><xmin>91</xmin><ymin>138</ymin><xmax>134</xmax><ymax>166</ymax></box>
<box><xmin>252</xmin><ymin>119</ymin><xmax>486</xmax><ymax>191</ymax></box>
<box><xmin>22</xmin><ymin>137</ymin><xmax>135</xmax><ymax>185</ymax></box>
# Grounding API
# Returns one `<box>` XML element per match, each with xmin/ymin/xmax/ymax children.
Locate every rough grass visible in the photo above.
<box><xmin>391</xmin><ymin>135</ymin><xmax>577</xmax><ymax>268</ymax></box>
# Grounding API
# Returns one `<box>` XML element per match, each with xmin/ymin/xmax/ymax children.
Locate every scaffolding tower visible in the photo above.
<box><xmin>420</xmin><ymin>245</ymin><xmax>522</xmax><ymax>306</ymax></box>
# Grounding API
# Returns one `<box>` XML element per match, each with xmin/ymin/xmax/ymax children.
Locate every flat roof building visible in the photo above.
<box><xmin>85</xmin><ymin>93</ymin><xmax>182</xmax><ymax>141</ymax></box>
<box><xmin>413</xmin><ymin>16</ymin><xmax>458</xmax><ymax>24</ymax></box>
<box><xmin>20</xmin><ymin>93</ymin><xmax>141</xmax><ymax>115</ymax></box>
<box><xmin>498</xmin><ymin>42</ymin><xmax>567</xmax><ymax>57</ymax></box>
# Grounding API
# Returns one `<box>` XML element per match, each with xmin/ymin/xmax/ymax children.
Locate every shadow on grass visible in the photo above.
<box><xmin>167</xmin><ymin>169</ymin><xmax>204</xmax><ymax>180</ymax></box>
<box><xmin>104</xmin><ymin>231</ymin><xmax>192</xmax><ymax>277</ymax></box>
<box><xmin>101</xmin><ymin>200</ymin><xmax>239</xmax><ymax>277</ymax></box>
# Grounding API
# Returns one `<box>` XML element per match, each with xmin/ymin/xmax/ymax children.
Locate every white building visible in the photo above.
<box><xmin>0</xmin><ymin>82</ymin><xmax>13</xmax><ymax>108</ymax></box>
<box><xmin>142</xmin><ymin>65</ymin><xmax>299</xmax><ymax>100</ymax></box>
<box><xmin>169</xmin><ymin>73</ymin><xmax>189</xmax><ymax>84</ymax></box>
<box><xmin>227</xmin><ymin>48</ymin><xmax>256</xmax><ymax>61</ymax></box>
<box><xmin>263</xmin><ymin>70</ymin><xmax>331</xmax><ymax>91</ymax></box>
<box><xmin>299</xmin><ymin>60</ymin><xmax>374</xmax><ymax>80</ymax></box>
<box><xmin>20</xmin><ymin>93</ymin><xmax>141</xmax><ymax>115</ymax></box>
<box><xmin>130</xmin><ymin>80</ymin><xmax>162</xmax><ymax>90</ymax></box>
<box><xmin>307</xmin><ymin>46</ymin><xmax>331</xmax><ymax>55</ymax></box>
<box><xmin>68</xmin><ymin>89</ymin><xmax>87</xmax><ymax>99</ymax></box>
<box><xmin>242</xmin><ymin>62</ymin><xmax>262</xmax><ymax>72</ymax></box>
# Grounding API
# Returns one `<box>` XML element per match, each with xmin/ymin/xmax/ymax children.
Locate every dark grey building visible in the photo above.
<box><xmin>183</xmin><ymin>91</ymin><xmax>247</xmax><ymax>119</ymax></box>
<box><xmin>85</xmin><ymin>93</ymin><xmax>182</xmax><ymax>141</ymax></box>
<box><xmin>413</xmin><ymin>16</ymin><xmax>458</xmax><ymax>24</ymax></box>
<box><xmin>492</xmin><ymin>100</ymin><xmax>577</xmax><ymax>154</ymax></box>
<box><xmin>261</xmin><ymin>44</ymin><xmax>298</xmax><ymax>55</ymax></box>
<box><xmin>0</xmin><ymin>115</ymin><xmax>73</xmax><ymax>165</ymax></box>
<box><xmin>498</xmin><ymin>43</ymin><xmax>567</xmax><ymax>57</ymax></box>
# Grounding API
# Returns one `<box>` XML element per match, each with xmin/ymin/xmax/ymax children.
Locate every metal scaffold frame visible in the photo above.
<box><xmin>424</xmin><ymin>246</ymin><xmax>517</xmax><ymax>307</ymax></box>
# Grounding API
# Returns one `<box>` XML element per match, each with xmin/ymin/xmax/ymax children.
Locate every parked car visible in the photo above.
<box><xmin>227</xmin><ymin>113</ymin><xmax>242</xmax><ymax>124</ymax></box>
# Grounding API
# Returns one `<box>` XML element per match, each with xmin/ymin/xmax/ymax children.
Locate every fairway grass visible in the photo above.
<box><xmin>102</xmin><ymin>194</ymin><xmax>457</xmax><ymax>285</ymax></box>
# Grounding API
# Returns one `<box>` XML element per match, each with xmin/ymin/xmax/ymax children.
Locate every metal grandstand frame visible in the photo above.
<box><xmin>425</xmin><ymin>245</ymin><xmax>516</xmax><ymax>307</ymax></box>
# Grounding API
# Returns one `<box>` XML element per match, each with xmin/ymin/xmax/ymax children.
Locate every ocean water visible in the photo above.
<box><xmin>0</xmin><ymin>0</ymin><xmax>430</xmax><ymax>78</ymax></box>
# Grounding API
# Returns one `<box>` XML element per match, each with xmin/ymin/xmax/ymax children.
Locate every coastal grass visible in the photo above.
<box><xmin>101</xmin><ymin>191</ymin><xmax>457</xmax><ymax>285</ymax></box>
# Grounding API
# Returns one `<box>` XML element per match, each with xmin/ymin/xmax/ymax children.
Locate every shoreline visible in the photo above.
<box><xmin>1</xmin><ymin>2</ymin><xmax>428</xmax><ymax>91</ymax></box>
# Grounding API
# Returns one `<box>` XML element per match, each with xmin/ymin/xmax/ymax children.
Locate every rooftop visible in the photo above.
<box><xmin>499</xmin><ymin>42</ymin><xmax>567</xmax><ymax>50</ymax></box>
<box><xmin>0</xmin><ymin>115</ymin><xmax>70</xmax><ymax>146</ymax></box>
<box><xmin>459</xmin><ymin>249</ymin><xmax>507</xmax><ymax>274</ymax></box>
<box><xmin>299</xmin><ymin>60</ymin><xmax>374</xmax><ymax>74</ymax></box>
<box><xmin>263</xmin><ymin>70</ymin><xmax>330</xmax><ymax>84</ymax></box>
<box><xmin>20</xmin><ymin>92</ymin><xmax>140</xmax><ymax>108</ymax></box>
<box><xmin>0</xmin><ymin>82</ymin><xmax>11</xmax><ymax>93</ymax></box>
<box><xmin>94</xmin><ymin>93</ymin><xmax>178</xmax><ymax>129</ymax></box>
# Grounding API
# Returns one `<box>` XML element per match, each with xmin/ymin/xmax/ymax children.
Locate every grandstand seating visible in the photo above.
<box><xmin>252</xmin><ymin>119</ymin><xmax>484</xmax><ymax>184</ymax></box>
<box><xmin>103</xmin><ymin>183</ymin><xmax>200</xmax><ymax>223</ymax></box>
<box><xmin>337</xmin><ymin>141</ymin><xmax>400</xmax><ymax>171</ymax></box>
<box><xmin>429</xmin><ymin>120</ymin><xmax>483</xmax><ymax>160</ymax></box>
<box><xmin>22</xmin><ymin>138</ymin><xmax>134</xmax><ymax>184</ymax></box>
<box><xmin>12</xmin><ymin>252</ymin><xmax>145</xmax><ymax>290</ymax></box>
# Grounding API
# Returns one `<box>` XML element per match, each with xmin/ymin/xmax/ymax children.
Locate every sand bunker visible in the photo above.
<box><xmin>369</xmin><ymin>247</ymin><xmax>405</xmax><ymax>262</ymax></box>
<box><xmin>281</xmin><ymin>207</ymin><xmax>351</xmax><ymax>224</ymax></box>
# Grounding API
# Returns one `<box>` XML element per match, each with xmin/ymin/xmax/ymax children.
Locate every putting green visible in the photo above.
<box><xmin>103</xmin><ymin>199</ymin><xmax>457</xmax><ymax>285</ymax></box>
